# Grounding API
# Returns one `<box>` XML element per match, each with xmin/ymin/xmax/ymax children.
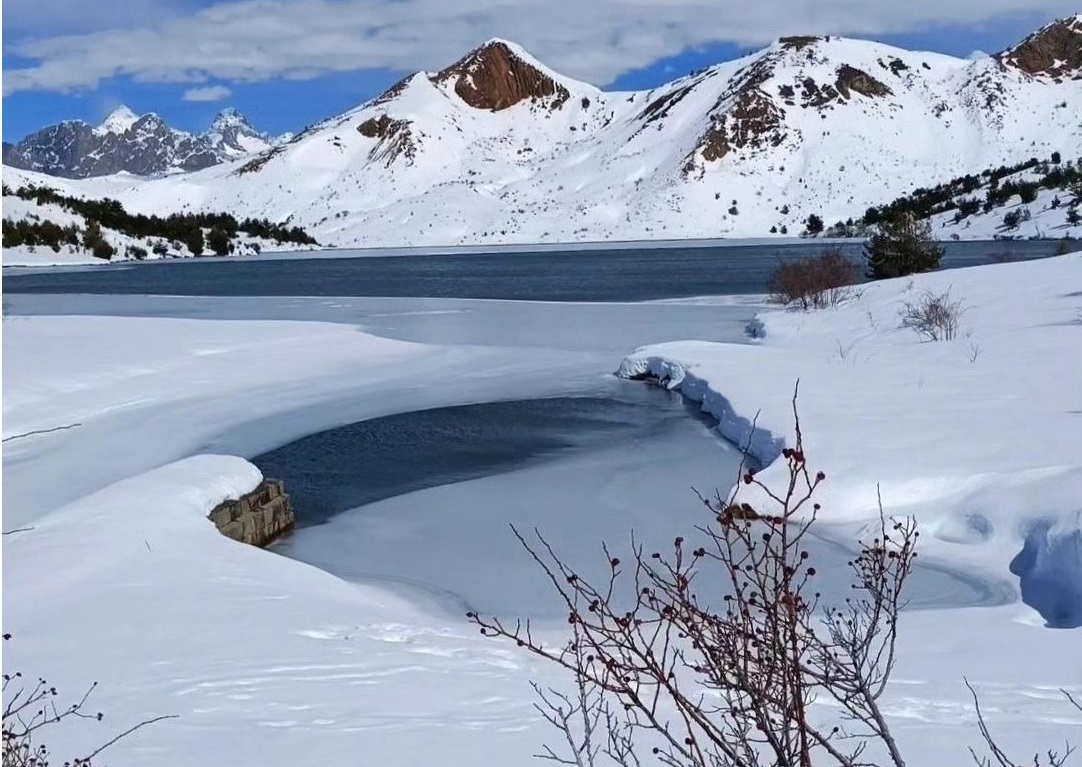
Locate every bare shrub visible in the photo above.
<box><xmin>2</xmin><ymin>634</ymin><xmax>173</xmax><ymax>766</ymax></box>
<box><xmin>967</xmin><ymin>681</ymin><xmax>1081</xmax><ymax>767</ymax></box>
<box><xmin>900</xmin><ymin>288</ymin><xmax>964</xmax><ymax>341</ymax></box>
<box><xmin>469</xmin><ymin>392</ymin><xmax>919</xmax><ymax>767</ymax></box>
<box><xmin>768</xmin><ymin>248</ymin><xmax>859</xmax><ymax>310</ymax></box>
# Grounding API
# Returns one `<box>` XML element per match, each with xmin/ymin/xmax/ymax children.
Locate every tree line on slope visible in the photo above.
<box><xmin>860</xmin><ymin>153</ymin><xmax>1082</xmax><ymax>229</ymax></box>
<box><xmin>1</xmin><ymin>183</ymin><xmax>317</xmax><ymax>259</ymax></box>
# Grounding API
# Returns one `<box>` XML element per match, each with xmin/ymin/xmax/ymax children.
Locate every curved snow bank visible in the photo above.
<box><xmin>617</xmin><ymin>255</ymin><xmax>1082</xmax><ymax>615</ymax></box>
<box><xmin>2</xmin><ymin>453</ymin><xmax>551</xmax><ymax>766</ymax></box>
<box><xmin>1010</xmin><ymin>512</ymin><xmax>1082</xmax><ymax>629</ymax></box>
<box><xmin>4</xmin><ymin>455</ymin><xmax>263</xmax><ymax>594</ymax></box>
<box><xmin>617</xmin><ymin>345</ymin><xmax>784</xmax><ymax>465</ymax></box>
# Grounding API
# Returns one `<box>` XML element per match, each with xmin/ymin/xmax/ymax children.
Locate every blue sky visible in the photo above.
<box><xmin>1</xmin><ymin>0</ymin><xmax>1071</xmax><ymax>142</ymax></box>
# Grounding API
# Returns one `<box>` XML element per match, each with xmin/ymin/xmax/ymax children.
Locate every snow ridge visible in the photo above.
<box><xmin>3</xmin><ymin>18</ymin><xmax>1080</xmax><ymax>245</ymax></box>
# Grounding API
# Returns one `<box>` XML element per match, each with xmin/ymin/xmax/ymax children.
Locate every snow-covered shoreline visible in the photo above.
<box><xmin>3</xmin><ymin>256</ymin><xmax>1081</xmax><ymax>766</ymax></box>
<box><xmin>618</xmin><ymin>255</ymin><xmax>1082</xmax><ymax>627</ymax></box>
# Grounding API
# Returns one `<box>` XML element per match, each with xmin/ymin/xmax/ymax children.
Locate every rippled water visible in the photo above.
<box><xmin>4</xmin><ymin>239</ymin><xmax>1063</xmax><ymax>301</ymax></box>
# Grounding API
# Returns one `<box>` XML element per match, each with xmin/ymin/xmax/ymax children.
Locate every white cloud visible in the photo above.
<box><xmin>2</xmin><ymin>0</ymin><xmax>1074</xmax><ymax>96</ymax></box>
<box><xmin>2</xmin><ymin>0</ymin><xmax>193</xmax><ymax>35</ymax></box>
<box><xmin>182</xmin><ymin>84</ymin><xmax>232</xmax><ymax>101</ymax></box>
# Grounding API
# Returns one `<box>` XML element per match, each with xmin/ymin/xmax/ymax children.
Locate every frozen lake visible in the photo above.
<box><xmin>255</xmin><ymin>381</ymin><xmax>1004</xmax><ymax>620</ymax></box>
<box><xmin>3</xmin><ymin>244</ymin><xmax>1025</xmax><ymax>618</ymax></box>
<box><xmin>2</xmin><ymin>238</ymin><xmax>1064</xmax><ymax>301</ymax></box>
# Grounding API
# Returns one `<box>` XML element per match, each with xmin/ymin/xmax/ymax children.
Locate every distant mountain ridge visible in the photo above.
<box><xmin>2</xmin><ymin>16</ymin><xmax>1080</xmax><ymax>246</ymax></box>
<box><xmin>2</xmin><ymin>107</ymin><xmax>284</xmax><ymax>178</ymax></box>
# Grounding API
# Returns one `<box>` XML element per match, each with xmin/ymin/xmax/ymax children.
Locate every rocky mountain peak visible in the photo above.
<box><xmin>131</xmin><ymin>113</ymin><xmax>169</xmax><ymax>133</ymax></box>
<box><xmin>5</xmin><ymin>107</ymin><xmax>278</xmax><ymax>178</ymax></box>
<box><xmin>433</xmin><ymin>39</ymin><xmax>571</xmax><ymax>112</ymax></box>
<box><xmin>212</xmin><ymin>108</ymin><xmax>254</xmax><ymax>131</ymax></box>
<box><xmin>998</xmin><ymin>15</ymin><xmax>1082</xmax><ymax>79</ymax></box>
<box><xmin>96</xmin><ymin>105</ymin><xmax>140</xmax><ymax>134</ymax></box>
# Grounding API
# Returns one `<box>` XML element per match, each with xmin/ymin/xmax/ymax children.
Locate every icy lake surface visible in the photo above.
<box><xmin>3</xmin><ymin>243</ymin><xmax>1029</xmax><ymax>620</ymax></box>
<box><xmin>2</xmin><ymin>238</ymin><xmax>1064</xmax><ymax>301</ymax></box>
<box><xmin>255</xmin><ymin>382</ymin><xmax>1004</xmax><ymax>620</ymax></box>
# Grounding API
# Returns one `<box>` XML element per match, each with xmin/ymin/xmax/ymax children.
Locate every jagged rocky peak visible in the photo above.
<box><xmin>433</xmin><ymin>38</ymin><xmax>571</xmax><ymax>111</ymax></box>
<box><xmin>998</xmin><ymin>15</ymin><xmax>1082</xmax><ymax>79</ymax></box>
<box><xmin>207</xmin><ymin>108</ymin><xmax>275</xmax><ymax>155</ymax></box>
<box><xmin>131</xmin><ymin>112</ymin><xmax>169</xmax><ymax>132</ymax></box>
<box><xmin>96</xmin><ymin>105</ymin><xmax>141</xmax><ymax>134</ymax></box>
<box><xmin>212</xmin><ymin>107</ymin><xmax>253</xmax><ymax>130</ymax></box>
<box><xmin>5</xmin><ymin>105</ymin><xmax>277</xmax><ymax>178</ymax></box>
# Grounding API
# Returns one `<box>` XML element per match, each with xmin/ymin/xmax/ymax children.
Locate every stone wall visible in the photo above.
<box><xmin>209</xmin><ymin>479</ymin><xmax>294</xmax><ymax>547</ymax></box>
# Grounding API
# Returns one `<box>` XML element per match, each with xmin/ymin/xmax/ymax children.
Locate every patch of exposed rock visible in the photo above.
<box><xmin>835</xmin><ymin>65</ymin><xmax>893</xmax><ymax>98</ymax></box>
<box><xmin>778</xmin><ymin>35</ymin><xmax>823</xmax><ymax>51</ymax></box>
<box><xmin>688</xmin><ymin>57</ymin><xmax>787</xmax><ymax>171</ymax></box>
<box><xmin>209</xmin><ymin>479</ymin><xmax>294</xmax><ymax>548</ymax></box>
<box><xmin>371</xmin><ymin>75</ymin><xmax>413</xmax><ymax>107</ymax></box>
<box><xmin>433</xmin><ymin>40</ymin><xmax>570</xmax><ymax>112</ymax></box>
<box><xmin>235</xmin><ymin>145</ymin><xmax>285</xmax><ymax>175</ymax></box>
<box><xmin>640</xmin><ymin>84</ymin><xmax>696</xmax><ymax>126</ymax></box>
<box><xmin>999</xmin><ymin>16</ymin><xmax>1082</xmax><ymax>80</ymax></box>
<box><xmin>357</xmin><ymin>114</ymin><xmax>418</xmax><ymax>167</ymax></box>
<box><xmin>797</xmin><ymin>65</ymin><xmax>892</xmax><ymax>108</ymax></box>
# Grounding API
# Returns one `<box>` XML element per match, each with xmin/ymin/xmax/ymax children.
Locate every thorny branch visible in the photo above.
<box><xmin>468</xmin><ymin>385</ymin><xmax>919</xmax><ymax>767</ymax></box>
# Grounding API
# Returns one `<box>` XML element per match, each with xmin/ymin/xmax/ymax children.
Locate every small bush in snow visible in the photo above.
<box><xmin>900</xmin><ymin>288</ymin><xmax>964</xmax><ymax>341</ymax></box>
<box><xmin>768</xmin><ymin>248</ymin><xmax>858</xmax><ymax>310</ymax></box>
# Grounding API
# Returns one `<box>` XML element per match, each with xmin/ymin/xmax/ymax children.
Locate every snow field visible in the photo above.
<box><xmin>3</xmin><ymin>254</ymin><xmax>1081</xmax><ymax>766</ymax></box>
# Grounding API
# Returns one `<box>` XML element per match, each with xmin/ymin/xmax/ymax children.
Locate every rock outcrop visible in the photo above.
<box><xmin>434</xmin><ymin>40</ymin><xmax>571</xmax><ymax>111</ymax></box>
<box><xmin>999</xmin><ymin>15</ymin><xmax>1082</xmax><ymax>80</ymax></box>
<box><xmin>209</xmin><ymin>479</ymin><xmax>294</xmax><ymax>547</ymax></box>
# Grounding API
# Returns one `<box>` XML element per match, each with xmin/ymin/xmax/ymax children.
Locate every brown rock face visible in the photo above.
<box><xmin>795</xmin><ymin>65</ymin><xmax>891</xmax><ymax>109</ymax></box>
<box><xmin>433</xmin><ymin>41</ymin><xmax>570</xmax><ymax>111</ymax></box>
<box><xmin>209</xmin><ymin>479</ymin><xmax>294</xmax><ymax>548</ymax></box>
<box><xmin>999</xmin><ymin>16</ymin><xmax>1082</xmax><ymax>79</ymax></box>
<box><xmin>692</xmin><ymin>57</ymin><xmax>786</xmax><ymax>169</ymax></box>
<box><xmin>357</xmin><ymin>115</ymin><xmax>417</xmax><ymax>167</ymax></box>
<box><xmin>834</xmin><ymin>65</ymin><xmax>893</xmax><ymax>98</ymax></box>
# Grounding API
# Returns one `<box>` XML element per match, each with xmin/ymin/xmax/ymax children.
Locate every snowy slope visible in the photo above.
<box><xmin>0</xmin><ymin>194</ymin><xmax>171</xmax><ymax>265</ymax></box>
<box><xmin>3</xmin><ymin>257</ymin><xmax>1081</xmax><ymax>766</ymax></box>
<box><xmin>929</xmin><ymin>163</ymin><xmax>1082</xmax><ymax>240</ymax></box>
<box><xmin>0</xmin><ymin>181</ymin><xmax>311</xmax><ymax>266</ymax></box>
<box><xmin>619</xmin><ymin>254</ymin><xmax>1082</xmax><ymax>626</ymax></box>
<box><xmin>2</xmin><ymin>18</ymin><xmax>1076</xmax><ymax>248</ymax></box>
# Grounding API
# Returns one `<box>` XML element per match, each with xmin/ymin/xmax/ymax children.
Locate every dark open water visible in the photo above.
<box><xmin>3</xmin><ymin>239</ymin><xmax>1065</xmax><ymax>301</ymax></box>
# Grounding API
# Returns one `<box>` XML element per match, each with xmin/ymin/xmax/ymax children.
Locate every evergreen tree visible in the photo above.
<box><xmin>183</xmin><ymin>227</ymin><xmax>205</xmax><ymax>256</ymax></box>
<box><xmin>83</xmin><ymin>221</ymin><xmax>115</xmax><ymax>260</ymax></box>
<box><xmin>864</xmin><ymin>212</ymin><xmax>943</xmax><ymax>280</ymax></box>
<box><xmin>804</xmin><ymin>213</ymin><xmax>824</xmax><ymax>235</ymax></box>
<box><xmin>206</xmin><ymin>226</ymin><xmax>231</xmax><ymax>256</ymax></box>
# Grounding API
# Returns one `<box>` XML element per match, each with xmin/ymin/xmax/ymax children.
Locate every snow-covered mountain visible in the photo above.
<box><xmin>4</xmin><ymin>16</ymin><xmax>1080</xmax><ymax>245</ymax></box>
<box><xmin>2</xmin><ymin>107</ymin><xmax>282</xmax><ymax>178</ymax></box>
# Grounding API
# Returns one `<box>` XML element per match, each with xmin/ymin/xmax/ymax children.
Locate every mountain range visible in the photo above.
<box><xmin>2</xmin><ymin>107</ymin><xmax>283</xmax><ymax>178</ymax></box>
<box><xmin>3</xmin><ymin>15</ymin><xmax>1080</xmax><ymax>248</ymax></box>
